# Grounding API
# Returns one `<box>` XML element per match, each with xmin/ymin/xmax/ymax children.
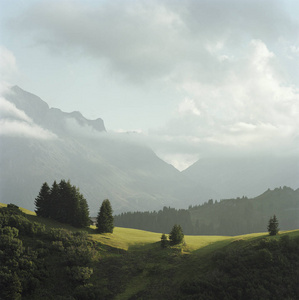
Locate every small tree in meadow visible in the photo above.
<box><xmin>96</xmin><ymin>199</ymin><xmax>114</xmax><ymax>233</ymax></box>
<box><xmin>267</xmin><ymin>215</ymin><xmax>279</xmax><ymax>236</ymax></box>
<box><xmin>169</xmin><ymin>224</ymin><xmax>184</xmax><ymax>245</ymax></box>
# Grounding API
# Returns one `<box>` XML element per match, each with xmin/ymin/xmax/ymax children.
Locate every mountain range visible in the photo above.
<box><xmin>0</xmin><ymin>86</ymin><xmax>298</xmax><ymax>215</ymax></box>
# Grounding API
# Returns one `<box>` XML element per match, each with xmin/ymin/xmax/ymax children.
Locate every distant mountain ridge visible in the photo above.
<box><xmin>1</xmin><ymin>86</ymin><xmax>213</xmax><ymax>214</ymax></box>
<box><xmin>183</xmin><ymin>155</ymin><xmax>299</xmax><ymax>200</ymax></box>
<box><xmin>6</xmin><ymin>86</ymin><xmax>106</xmax><ymax>136</ymax></box>
<box><xmin>1</xmin><ymin>86</ymin><xmax>298</xmax><ymax>215</ymax></box>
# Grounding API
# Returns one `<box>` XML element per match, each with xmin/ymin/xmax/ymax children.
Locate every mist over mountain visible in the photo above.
<box><xmin>183</xmin><ymin>155</ymin><xmax>299</xmax><ymax>200</ymax></box>
<box><xmin>6</xmin><ymin>86</ymin><xmax>106</xmax><ymax>136</ymax></box>
<box><xmin>0</xmin><ymin>86</ymin><xmax>298</xmax><ymax>216</ymax></box>
<box><xmin>0</xmin><ymin>86</ymin><xmax>213</xmax><ymax>215</ymax></box>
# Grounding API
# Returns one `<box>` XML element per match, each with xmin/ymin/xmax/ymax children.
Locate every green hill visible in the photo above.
<box><xmin>115</xmin><ymin>186</ymin><xmax>299</xmax><ymax>235</ymax></box>
<box><xmin>1</xmin><ymin>203</ymin><xmax>299</xmax><ymax>299</ymax></box>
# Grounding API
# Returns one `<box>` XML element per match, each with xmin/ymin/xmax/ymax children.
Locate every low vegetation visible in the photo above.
<box><xmin>1</xmin><ymin>203</ymin><xmax>299</xmax><ymax>299</ymax></box>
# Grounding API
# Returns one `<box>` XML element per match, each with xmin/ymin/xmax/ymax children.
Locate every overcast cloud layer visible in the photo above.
<box><xmin>1</xmin><ymin>0</ymin><xmax>299</xmax><ymax>169</ymax></box>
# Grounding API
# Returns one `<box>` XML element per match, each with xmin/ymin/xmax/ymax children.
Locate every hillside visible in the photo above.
<box><xmin>115</xmin><ymin>186</ymin><xmax>299</xmax><ymax>235</ymax></box>
<box><xmin>1</xmin><ymin>86</ymin><xmax>213</xmax><ymax>215</ymax></box>
<box><xmin>1</xmin><ymin>203</ymin><xmax>299</xmax><ymax>299</ymax></box>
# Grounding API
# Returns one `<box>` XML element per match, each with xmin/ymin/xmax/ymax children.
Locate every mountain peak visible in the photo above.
<box><xmin>6</xmin><ymin>86</ymin><xmax>106</xmax><ymax>136</ymax></box>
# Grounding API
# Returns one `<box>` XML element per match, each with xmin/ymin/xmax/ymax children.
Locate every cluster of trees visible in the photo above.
<box><xmin>161</xmin><ymin>224</ymin><xmax>184</xmax><ymax>248</ymax></box>
<box><xmin>35</xmin><ymin>180</ymin><xmax>114</xmax><ymax>233</ymax></box>
<box><xmin>35</xmin><ymin>180</ymin><xmax>90</xmax><ymax>228</ymax></box>
<box><xmin>114</xmin><ymin>187</ymin><xmax>299</xmax><ymax>235</ymax></box>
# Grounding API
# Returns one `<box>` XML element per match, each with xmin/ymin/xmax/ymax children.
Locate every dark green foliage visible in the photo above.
<box><xmin>34</xmin><ymin>180</ymin><xmax>90</xmax><ymax>228</ymax></box>
<box><xmin>169</xmin><ymin>224</ymin><xmax>184</xmax><ymax>245</ymax></box>
<box><xmin>114</xmin><ymin>206</ymin><xmax>193</xmax><ymax>234</ymax></box>
<box><xmin>177</xmin><ymin>235</ymin><xmax>299</xmax><ymax>300</ymax></box>
<box><xmin>268</xmin><ymin>214</ymin><xmax>279</xmax><ymax>236</ymax></box>
<box><xmin>96</xmin><ymin>199</ymin><xmax>114</xmax><ymax>233</ymax></box>
<box><xmin>114</xmin><ymin>186</ymin><xmax>299</xmax><ymax>235</ymax></box>
<box><xmin>67</xmin><ymin>266</ymin><xmax>93</xmax><ymax>283</ymax></box>
<box><xmin>161</xmin><ymin>233</ymin><xmax>169</xmax><ymax>248</ymax></box>
<box><xmin>35</xmin><ymin>182</ymin><xmax>51</xmax><ymax>217</ymax></box>
<box><xmin>0</xmin><ymin>206</ymin><xmax>100</xmax><ymax>299</ymax></box>
<box><xmin>1</xmin><ymin>204</ymin><xmax>299</xmax><ymax>299</ymax></box>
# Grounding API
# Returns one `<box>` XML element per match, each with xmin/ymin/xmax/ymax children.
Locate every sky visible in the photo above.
<box><xmin>1</xmin><ymin>0</ymin><xmax>299</xmax><ymax>170</ymax></box>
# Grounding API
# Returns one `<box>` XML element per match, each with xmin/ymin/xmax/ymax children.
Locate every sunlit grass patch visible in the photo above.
<box><xmin>90</xmin><ymin>227</ymin><xmax>162</xmax><ymax>250</ymax></box>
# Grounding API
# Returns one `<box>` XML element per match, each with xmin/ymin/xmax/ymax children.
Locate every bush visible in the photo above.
<box><xmin>160</xmin><ymin>234</ymin><xmax>169</xmax><ymax>248</ymax></box>
<box><xmin>67</xmin><ymin>266</ymin><xmax>93</xmax><ymax>283</ymax></box>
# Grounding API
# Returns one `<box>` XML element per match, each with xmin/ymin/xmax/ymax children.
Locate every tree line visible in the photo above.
<box><xmin>114</xmin><ymin>187</ymin><xmax>299</xmax><ymax>235</ymax></box>
<box><xmin>114</xmin><ymin>206</ymin><xmax>194</xmax><ymax>235</ymax></box>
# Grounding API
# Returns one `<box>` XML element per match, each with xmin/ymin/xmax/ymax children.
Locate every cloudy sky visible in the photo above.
<box><xmin>1</xmin><ymin>0</ymin><xmax>299</xmax><ymax>170</ymax></box>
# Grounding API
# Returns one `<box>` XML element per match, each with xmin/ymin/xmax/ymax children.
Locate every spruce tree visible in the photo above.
<box><xmin>49</xmin><ymin>180</ymin><xmax>60</xmax><ymax>219</ymax></box>
<box><xmin>169</xmin><ymin>224</ymin><xmax>184</xmax><ymax>245</ymax></box>
<box><xmin>96</xmin><ymin>199</ymin><xmax>114</xmax><ymax>233</ymax></box>
<box><xmin>267</xmin><ymin>215</ymin><xmax>279</xmax><ymax>236</ymax></box>
<box><xmin>35</xmin><ymin>182</ymin><xmax>50</xmax><ymax>217</ymax></box>
<box><xmin>75</xmin><ymin>191</ymin><xmax>90</xmax><ymax>228</ymax></box>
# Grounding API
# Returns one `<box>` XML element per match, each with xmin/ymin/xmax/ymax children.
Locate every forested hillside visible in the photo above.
<box><xmin>114</xmin><ymin>186</ymin><xmax>299</xmax><ymax>235</ymax></box>
<box><xmin>1</xmin><ymin>203</ymin><xmax>299</xmax><ymax>299</ymax></box>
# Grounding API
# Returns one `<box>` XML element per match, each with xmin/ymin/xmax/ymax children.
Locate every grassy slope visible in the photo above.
<box><xmin>2</xmin><ymin>203</ymin><xmax>299</xmax><ymax>299</ymax></box>
<box><xmin>2</xmin><ymin>203</ymin><xmax>298</xmax><ymax>252</ymax></box>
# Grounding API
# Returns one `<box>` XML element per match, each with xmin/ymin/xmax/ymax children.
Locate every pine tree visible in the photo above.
<box><xmin>75</xmin><ymin>190</ymin><xmax>90</xmax><ymax>228</ymax></box>
<box><xmin>49</xmin><ymin>180</ymin><xmax>60</xmax><ymax>219</ymax></box>
<box><xmin>56</xmin><ymin>180</ymin><xmax>73</xmax><ymax>223</ymax></box>
<box><xmin>35</xmin><ymin>182</ymin><xmax>50</xmax><ymax>217</ymax></box>
<box><xmin>169</xmin><ymin>224</ymin><xmax>184</xmax><ymax>245</ymax></box>
<box><xmin>267</xmin><ymin>215</ymin><xmax>279</xmax><ymax>236</ymax></box>
<box><xmin>96</xmin><ymin>199</ymin><xmax>114</xmax><ymax>233</ymax></box>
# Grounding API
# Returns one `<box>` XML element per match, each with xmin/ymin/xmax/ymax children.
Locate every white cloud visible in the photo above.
<box><xmin>4</xmin><ymin>0</ymin><xmax>299</xmax><ymax>169</ymax></box>
<box><xmin>0</xmin><ymin>46</ymin><xmax>17</xmax><ymax>81</ymax></box>
<box><xmin>0</xmin><ymin>119</ymin><xmax>57</xmax><ymax>140</ymax></box>
<box><xmin>0</xmin><ymin>97</ymin><xmax>32</xmax><ymax>122</ymax></box>
<box><xmin>9</xmin><ymin>0</ymin><xmax>296</xmax><ymax>84</ymax></box>
<box><xmin>178</xmin><ymin>98</ymin><xmax>200</xmax><ymax>116</ymax></box>
<box><xmin>147</xmin><ymin>39</ymin><xmax>299</xmax><ymax>167</ymax></box>
<box><xmin>0</xmin><ymin>95</ymin><xmax>57</xmax><ymax>140</ymax></box>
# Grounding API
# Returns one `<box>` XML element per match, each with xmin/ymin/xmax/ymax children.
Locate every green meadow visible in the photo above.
<box><xmin>1</xmin><ymin>203</ymin><xmax>299</xmax><ymax>299</ymax></box>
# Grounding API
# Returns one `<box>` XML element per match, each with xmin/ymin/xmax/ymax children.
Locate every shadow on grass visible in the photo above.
<box><xmin>128</xmin><ymin>241</ymin><xmax>161</xmax><ymax>252</ymax></box>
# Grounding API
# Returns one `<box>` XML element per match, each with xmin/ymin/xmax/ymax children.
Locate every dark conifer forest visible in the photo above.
<box><xmin>35</xmin><ymin>180</ymin><xmax>90</xmax><ymax>228</ymax></box>
<box><xmin>114</xmin><ymin>186</ymin><xmax>299</xmax><ymax>235</ymax></box>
